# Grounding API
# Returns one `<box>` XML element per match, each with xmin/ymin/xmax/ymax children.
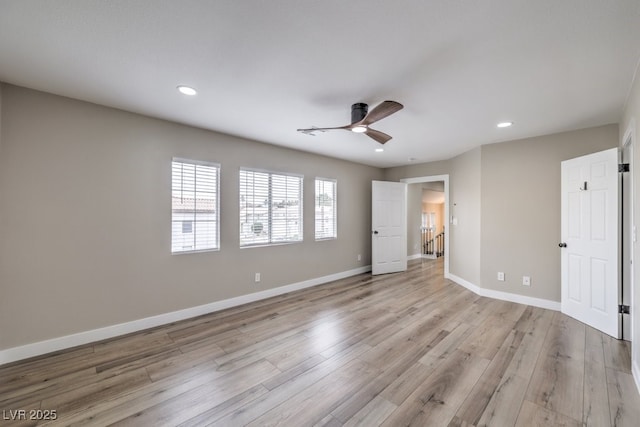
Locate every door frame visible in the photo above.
<box><xmin>622</xmin><ymin>130</ymin><xmax>634</xmax><ymax>341</ymax></box>
<box><xmin>622</xmin><ymin>119</ymin><xmax>636</xmax><ymax>347</ymax></box>
<box><xmin>401</xmin><ymin>175</ymin><xmax>450</xmax><ymax>277</ymax></box>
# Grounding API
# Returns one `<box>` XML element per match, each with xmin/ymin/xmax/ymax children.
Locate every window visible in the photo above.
<box><xmin>422</xmin><ymin>212</ymin><xmax>435</xmax><ymax>230</ymax></box>
<box><xmin>315</xmin><ymin>178</ymin><xmax>337</xmax><ymax>239</ymax></box>
<box><xmin>171</xmin><ymin>159</ymin><xmax>220</xmax><ymax>253</ymax></box>
<box><xmin>240</xmin><ymin>169</ymin><xmax>303</xmax><ymax>246</ymax></box>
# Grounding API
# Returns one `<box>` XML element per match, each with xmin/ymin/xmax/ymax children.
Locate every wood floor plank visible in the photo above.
<box><xmin>177</xmin><ymin>384</ymin><xmax>269</xmax><ymax>427</ymax></box>
<box><xmin>606</xmin><ymin>367</ymin><xmax>640</xmax><ymax>427</ymax></box>
<box><xmin>211</xmin><ymin>342</ymin><xmax>372</xmax><ymax>426</ymax></box>
<box><xmin>40</xmin><ymin>368</ymin><xmax>152</xmax><ymax>415</ymax></box>
<box><xmin>261</xmin><ymin>354</ymin><xmax>326</xmax><ymax>391</ymax></box>
<box><xmin>318</xmin><ymin>326</ymin><xmax>390</xmax><ymax>361</ymax></box>
<box><xmin>0</xmin><ymin>258</ymin><xmax>637</xmax><ymax>427</ymax></box>
<box><xmin>0</xmin><ymin>346</ymin><xmax>94</xmax><ymax>382</ymax></box>
<box><xmin>314</xmin><ymin>414</ymin><xmax>343</xmax><ymax>427</ymax></box>
<box><xmin>331</xmin><ymin>324</ymin><xmax>448</xmax><ymax>423</ymax></box>
<box><xmin>245</xmin><ymin>358</ymin><xmax>381</xmax><ymax>427</ymax></box>
<box><xmin>418</xmin><ymin>321</ymin><xmax>473</xmax><ymax>365</ymax></box>
<box><xmin>583</xmin><ymin>326</ymin><xmax>611</xmax><ymax>427</ymax></box>
<box><xmin>476</xmin><ymin>374</ymin><xmax>530</xmax><ymax>427</ymax></box>
<box><xmin>453</xmin><ymin>329</ymin><xmax>525</xmax><ymax>425</ymax></box>
<box><xmin>603</xmin><ymin>333</ymin><xmax>632</xmax><ymax>374</ymax></box>
<box><xmin>515</xmin><ymin>400</ymin><xmax>582</xmax><ymax>427</ymax></box>
<box><xmin>144</xmin><ymin>344</ymin><xmax>222</xmax><ymax>382</ymax></box>
<box><xmin>378</xmin><ymin>330</ymin><xmax>450</xmax><ymax>406</ymax></box>
<box><xmin>0</xmin><ymin>367</ymin><xmax>96</xmax><ymax>409</ymax></box>
<box><xmin>42</xmin><ymin>367</ymin><xmax>235</xmax><ymax>426</ymax></box>
<box><xmin>381</xmin><ymin>349</ymin><xmax>490</xmax><ymax>426</ymax></box>
<box><xmin>458</xmin><ymin>311</ymin><xmax>521</xmax><ymax>360</ymax></box>
<box><xmin>342</xmin><ymin>395</ymin><xmax>397</xmax><ymax>427</ymax></box>
<box><xmin>476</xmin><ymin>308</ymin><xmax>554</xmax><ymax>427</ymax></box>
<box><xmin>380</xmin><ymin>356</ymin><xmax>444</xmax><ymax>407</ymax></box>
<box><xmin>525</xmin><ymin>312</ymin><xmax>585</xmax><ymax>421</ymax></box>
<box><xmin>111</xmin><ymin>359</ymin><xmax>279</xmax><ymax>426</ymax></box>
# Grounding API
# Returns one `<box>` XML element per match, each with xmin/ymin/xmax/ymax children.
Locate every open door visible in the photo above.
<box><xmin>560</xmin><ymin>148</ymin><xmax>619</xmax><ymax>338</ymax></box>
<box><xmin>372</xmin><ymin>180</ymin><xmax>407</xmax><ymax>275</ymax></box>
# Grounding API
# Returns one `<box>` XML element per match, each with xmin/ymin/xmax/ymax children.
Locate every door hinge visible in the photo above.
<box><xmin>619</xmin><ymin>163</ymin><xmax>630</xmax><ymax>173</ymax></box>
<box><xmin>619</xmin><ymin>304</ymin><xmax>630</xmax><ymax>314</ymax></box>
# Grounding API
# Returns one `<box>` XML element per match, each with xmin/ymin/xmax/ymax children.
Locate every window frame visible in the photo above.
<box><xmin>171</xmin><ymin>157</ymin><xmax>221</xmax><ymax>254</ymax></box>
<box><xmin>239</xmin><ymin>167</ymin><xmax>304</xmax><ymax>248</ymax></box>
<box><xmin>315</xmin><ymin>177</ymin><xmax>337</xmax><ymax>240</ymax></box>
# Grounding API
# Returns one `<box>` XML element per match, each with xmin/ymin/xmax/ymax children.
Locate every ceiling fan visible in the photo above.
<box><xmin>297</xmin><ymin>100</ymin><xmax>403</xmax><ymax>144</ymax></box>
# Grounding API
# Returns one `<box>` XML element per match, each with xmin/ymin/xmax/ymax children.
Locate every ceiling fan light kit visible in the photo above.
<box><xmin>297</xmin><ymin>100</ymin><xmax>403</xmax><ymax>144</ymax></box>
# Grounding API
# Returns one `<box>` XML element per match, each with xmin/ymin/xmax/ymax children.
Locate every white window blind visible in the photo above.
<box><xmin>240</xmin><ymin>169</ymin><xmax>303</xmax><ymax>246</ymax></box>
<box><xmin>315</xmin><ymin>178</ymin><xmax>337</xmax><ymax>239</ymax></box>
<box><xmin>172</xmin><ymin>159</ymin><xmax>220</xmax><ymax>253</ymax></box>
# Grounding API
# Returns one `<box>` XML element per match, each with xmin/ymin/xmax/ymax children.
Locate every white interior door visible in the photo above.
<box><xmin>372</xmin><ymin>180</ymin><xmax>407</xmax><ymax>275</ymax></box>
<box><xmin>561</xmin><ymin>148</ymin><xmax>619</xmax><ymax>338</ymax></box>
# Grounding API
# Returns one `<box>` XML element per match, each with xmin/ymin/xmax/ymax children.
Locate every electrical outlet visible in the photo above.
<box><xmin>522</xmin><ymin>276</ymin><xmax>531</xmax><ymax>286</ymax></box>
<box><xmin>497</xmin><ymin>272</ymin><xmax>505</xmax><ymax>281</ymax></box>
<box><xmin>255</xmin><ymin>273</ymin><xmax>261</xmax><ymax>283</ymax></box>
<box><xmin>357</xmin><ymin>254</ymin><xmax>362</xmax><ymax>261</ymax></box>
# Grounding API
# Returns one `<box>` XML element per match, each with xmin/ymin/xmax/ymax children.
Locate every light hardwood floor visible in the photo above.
<box><xmin>1</xmin><ymin>258</ymin><xmax>639</xmax><ymax>426</ymax></box>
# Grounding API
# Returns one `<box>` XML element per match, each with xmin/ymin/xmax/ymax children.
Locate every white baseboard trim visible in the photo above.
<box><xmin>446</xmin><ymin>273</ymin><xmax>561</xmax><ymax>312</ymax></box>
<box><xmin>0</xmin><ymin>265</ymin><xmax>372</xmax><ymax>366</ymax></box>
<box><xmin>408</xmin><ymin>253</ymin><xmax>422</xmax><ymax>261</ymax></box>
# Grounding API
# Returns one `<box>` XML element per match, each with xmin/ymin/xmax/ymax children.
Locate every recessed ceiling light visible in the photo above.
<box><xmin>497</xmin><ymin>121</ymin><xmax>513</xmax><ymax>128</ymax></box>
<box><xmin>375</xmin><ymin>148</ymin><xmax>384</xmax><ymax>152</ymax></box>
<box><xmin>177</xmin><ymin>85</ymin><xmax>197</xmax><ymax>96</ymax></box>
<box><xmin>352</xmin><ymin>125</ymin><xmax>367</xmax><ymax>133</ymax></box>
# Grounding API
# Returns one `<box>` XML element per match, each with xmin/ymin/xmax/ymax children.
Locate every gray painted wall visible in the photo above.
<box><xmin>384</xmin><ymin>159</ymin><xmax>451</xmax><ymax>183</ymax></box>
<box><xmin>384</xmin><ymin>125</ymin><xmax>618</xmax><ymax>299</ymax></box>
<box><xmin>449</xmin><ymin>147</ymin><xmax>482</xmax><ymax>286</ymax></box>
<box><xmin>0</xmin><ymin>85</ymin><xmax>383</xmax><ymax>350</ymax></box>
<box><xmin>480</xmin><ymin>125</ymin><xmax>618</xmax><ymax>300</ymax></box>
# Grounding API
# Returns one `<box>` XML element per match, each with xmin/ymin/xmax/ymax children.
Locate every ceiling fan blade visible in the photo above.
<box><xmin>361</xmin><ymin>101</ymin><xmax>403</xmax><ymax>126</ymax></box>
<box><xmin>297</xmin><ymin>125</ymin><xmax>349</xmax><ymax>133</ymax></box>
<box><xmin>365</xmin><ymin>128</ymin><xmax>392</xmax><ymax>144</ymax></box>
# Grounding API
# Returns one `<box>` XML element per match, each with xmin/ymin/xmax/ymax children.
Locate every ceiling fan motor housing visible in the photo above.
<box><xmin>351</xmin><ymin>103</ymin><xmax>368</xmax><ymax>124</ymax></box>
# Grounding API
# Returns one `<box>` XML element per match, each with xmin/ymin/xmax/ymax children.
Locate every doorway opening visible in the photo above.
<box><xmin>416</xmin><ymin>182</ymin><xmax>445</xmax><ymax>260</ymax></box>
<box><xmin>401</xmin><ymin>175</ymin><xmax>450</xmax><ymax>278</ymax></box>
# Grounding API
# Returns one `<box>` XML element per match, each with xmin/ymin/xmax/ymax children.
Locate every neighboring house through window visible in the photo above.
<box><xmin>315</xmin><ymin>178</ymin><xmax>337</xmax><ymax>240</ymax></box>
<box><xmin>240</xmin><ymin>168</ymin><xmax>303</xmax><ymax>246</ymax></box>
<box><xmin>171</xmin><ymin>158</ymin><xmax>220</xmax><ymax>253</ymax></box>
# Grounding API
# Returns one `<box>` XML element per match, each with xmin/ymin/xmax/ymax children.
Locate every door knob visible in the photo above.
<box><xmin>558</xmin><ymin>242</ymin><xmax>567</xmax><ymax>248</ymax></box>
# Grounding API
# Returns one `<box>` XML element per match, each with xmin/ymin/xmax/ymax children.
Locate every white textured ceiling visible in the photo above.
<box><xmin>1</xmin><ymin>1</ymin><xmax>639</xmax><ymax>167</ymax></box>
